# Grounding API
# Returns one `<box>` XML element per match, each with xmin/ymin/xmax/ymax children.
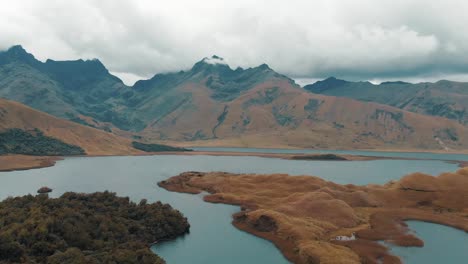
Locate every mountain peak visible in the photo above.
<box><xmin>44</xmin><ymin>58</ymin><xmax>108</xmax><ymax>72</ymax></box>
<box><xmin>0</xmin><ymin>45</ymin><xmax>39</xmax><ymax>66</ymax></box>
<box><xmin>257</xmin><ymin>63</ymin><xmax>272</xmax><ymax>70</ymax></box>
<box><xmin>7</xmin><ymin>45</ymin><xmax>27</xmax><ymax>53</ymax></box>
<box><xmin>191</xmin><ymin>55</ymin><xmax>232</xmax><ymax>74</ymax></box>
<box><xmin>201</xmin><ymin>55</ymin><xmax>228</xmax><ymax>65</ymax></box>
<box><xmin>303</xmin><ymin>77</ymin><xmax>349</xmax><ymax>92</ymax></box>
<box><xmin>323</xmin><ymin>76</ymin><xmax>345</xmax><ymax>82</ymax></box>
<box><xmin>380</xmin><ymin>81</ymin><xmax>411</xmax><ymax>85</ymax></box>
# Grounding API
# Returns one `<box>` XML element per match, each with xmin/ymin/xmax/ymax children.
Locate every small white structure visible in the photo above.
<box><xmin>333</xmin><ymin>232</ymin><xmax>356</xmax><ymax>241</ymax></box>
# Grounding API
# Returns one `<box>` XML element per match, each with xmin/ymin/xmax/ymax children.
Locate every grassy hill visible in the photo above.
<box><xmin>0</xmin><ymin>99</ymin><xmax>140</xmax><ymax>155</ymax></box>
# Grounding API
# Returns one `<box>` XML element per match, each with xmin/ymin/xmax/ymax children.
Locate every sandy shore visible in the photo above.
<box><xmin>159</xmin><ymin>169</ymin><xmax>468</xmax><ymax>264</ymax></box>
<box><xmin>0</xmin><ymin>155</ymin><xmax>61</xmax><ymax>172</ymax></box>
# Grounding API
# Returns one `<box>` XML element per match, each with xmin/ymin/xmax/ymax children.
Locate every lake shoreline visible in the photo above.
<box><xmin>0</xmin><ymin>155</ymin><xmax>62</xmax><ymax>172</ymax></box>
<box><xmin>168</xmin><ymin>140</ymin><xmax>468</xmax><ymax>155</ymax></box>
<box><xmin>2</xmin><ymin>150</ymin><xmax>466</xmax><ymax>172</ymax></box>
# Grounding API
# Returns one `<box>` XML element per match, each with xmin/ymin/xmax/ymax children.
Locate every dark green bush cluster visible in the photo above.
<box><xmin>291</xmin><ymin>154</ymin><xmax>347</xmax><ymax>161</ymax></box>
<box><xmin>0</xmin><ymin>128</ymin><xmax>85</xmax><ymax>156</ymax></box>
<box><xmin>132</xmin><ymin>141</ymin><xmax>192</xmax><ymax>152</ymax></box>
<box><xmin>0</xmin><ymin>191</ymin><xmax>190</xmax><ymax>263</ymax></box>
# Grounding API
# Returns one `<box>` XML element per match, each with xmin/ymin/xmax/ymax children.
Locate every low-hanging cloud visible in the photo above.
<box><xmin>1</xmin><ymin>0</ymin><xmax>468</xmax><ymax>85</ymax></box>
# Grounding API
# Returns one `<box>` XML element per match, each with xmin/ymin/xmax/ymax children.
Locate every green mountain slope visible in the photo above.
<box><xmin>304</xmin><ymin>77</ymin><xmax>468</xmax><ymax>125</ymax></box>
<box><xmin>0</xmin><ymin>45</ymin><xmax>144</xmax><ymax>131</ymax></box>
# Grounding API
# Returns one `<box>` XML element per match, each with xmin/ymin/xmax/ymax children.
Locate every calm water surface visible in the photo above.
<box><xmin>386</xmin><ymin>221</ymin><xmax>468</xmax><ymax>263</ymax></box>
<box><xmin>193</xmin><ymin>147</ymin><xmax>468</xmax><ymax>161</ymax></box>
<box><xmin>0</xmin><ymin>153</ymin><xmax>465</xmax><ymax>263</ymax></box>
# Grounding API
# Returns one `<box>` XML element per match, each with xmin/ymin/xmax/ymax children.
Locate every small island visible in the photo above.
<box><xmin>290</xmin><ymin>154</ymin><xmax>347</xmax><ymax>161</ymax></box>
<box><xmin>0</xmin><ymin>192</ymin><xmax>190</xmax><ymax>263</ymax></box>
<box><xmin>37</xmin><ymin>186</ymin><xmax>52</xmax><ymax>194</ymax></box>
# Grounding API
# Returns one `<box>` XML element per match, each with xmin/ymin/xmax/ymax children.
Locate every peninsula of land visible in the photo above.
<box><xmin>159</xmin><ymin>168</ymin><xmax>468</xmax><ymax>264</ymax></box>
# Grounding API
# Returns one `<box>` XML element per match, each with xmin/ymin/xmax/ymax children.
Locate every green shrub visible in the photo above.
<box><xmin>0</xmin><ymin>192</ymin><xmax>190</xmax><ymax>263</ymax></box>
<box><xmin>0</xmin><ymin>128</ymin><xmax>85</xmax><ymax>156</ymax></box>
<box><xmin>132</xmin><ymin>141</ymin><xmax>192</xmax><ymax>152</ymax></box>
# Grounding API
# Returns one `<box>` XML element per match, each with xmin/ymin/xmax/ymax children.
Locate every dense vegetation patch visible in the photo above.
<box><xmin>242</xmin><ymin>87</ymin><xmax>280</xmax><ymax>108</ymax></box>
<box><xmin>291</xmin><ymin>154</ymin><xmax>348</xmax><ymax>161</ymax></box>
<box><xmin>272</xmin><ymin>105</ymin><xmax>296</xmax><ymax>126</ymax></box>
<box><xmin>435</xmin><ymin>128</ymin><xmax>459</xmax><ymax>141</ymax></box>
<box><xmin>0</xmin><ymin>128</ymin><xmax>85</xmax><ymax>156</ymax></box>
<box><xmin>304</xmin><ymin>98</ymin><xmax>323</xmax><ymax>119</ymax></box>
<box><xmin>371</xmin><ymin>109</ymin><xmax>413</xmax><ymax>132</ymax></box>
<box><xmin>0</xmin><ymin>192</ymin><xmax>190</xmax><ymax>263</ymax></box>
<box><xmin>132</xmin><ymin>141</ymin><xmax>192</xmax><ymax>152</ymax></box>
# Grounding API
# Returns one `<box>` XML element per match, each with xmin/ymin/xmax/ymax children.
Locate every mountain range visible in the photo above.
<box><xmin>304</xmin><ymin>77</ymin><xmax>467</xmax><ymax>125</ymax></box>
<box><xmin>0</xmin><ymin>45</ymin><xmax>467</xmax><ymax>151</ymax></box>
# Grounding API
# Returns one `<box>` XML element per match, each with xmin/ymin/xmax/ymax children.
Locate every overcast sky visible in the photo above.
<box><xmin>1</xmin><ymin>0</ymin><xmax>468</xmax><ymax>85</ymax></box>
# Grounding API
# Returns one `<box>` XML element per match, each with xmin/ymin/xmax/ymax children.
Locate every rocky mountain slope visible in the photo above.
<box><xmin>137</xmin><ymin>71</ymin><xmax>468</xmax><ymax>150</ymax></box>
<box><xmin>1</xmin><ymin>46</ymin><xmax>467</xmax><ymax>151</ymax></box>
<box><xmin>304</xmin><ymin>77</ymin><xmax>468</xmax><ymax>125</ymax></box>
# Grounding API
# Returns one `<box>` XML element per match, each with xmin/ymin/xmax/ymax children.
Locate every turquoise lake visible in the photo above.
<box><xmin>193</xmin><ymin>147</ymin><xmax>468</xmax><ymax>161</ymax></box>
<box><xmin>0</xmin><ymin>150</ymin><xmax>466</xmax><ymax>263</ymax></box>
<box><xmin>385</xmin><ymin>221</ymin><xmax>468</xmax><ymax>263</ymax></box>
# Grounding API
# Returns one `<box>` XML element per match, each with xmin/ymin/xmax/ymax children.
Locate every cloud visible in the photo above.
<box><xmin>1</xmin><ymin>0</ymin><xmax>468</xmax><ymax>85</ymax></box>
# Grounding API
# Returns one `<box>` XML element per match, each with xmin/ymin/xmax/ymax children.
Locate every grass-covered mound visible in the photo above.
<box><xmin>0</xmin><ymin>192</ymin><xmax>190</xmax><ymax>263</ymax></box>
<box><xmin>0</xmin><ymin>128</ymin><xmax>85</xmax><ymax>156</ymax></box>
<box><xmin>132</xmin><ymin>141</ymin><xmax>192</xmax><ymax>152</ymax></box>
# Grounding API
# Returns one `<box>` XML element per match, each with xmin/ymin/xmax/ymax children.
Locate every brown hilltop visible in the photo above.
<box><xmin>159</xmin><ymin>168</ymin><xmax>468</xmax><ymax>264</ymax></box>
<box><xmin>0</xmin><ymin>98</ymin><xmax>140</xmax><ymax>155</ymax></box>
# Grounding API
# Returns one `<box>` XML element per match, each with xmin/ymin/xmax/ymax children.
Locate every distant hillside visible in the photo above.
<box><xmin>1</xmin><ymin>46</ymin><xmax>468</xmax><ymax>151</ymax></box>
<box><xmin>0</xmin><ymin>128</ymin><xmax>85</xmax><ymax>155</ymax></box>
<box><xmin>0</xmin><ymin>45</ymin><xmax>142</xmax><ymax>131</ymax></box>
<box><xmin>0</xmin><ymin>99</ymin><xmax>140</xmax><ymax>155</ymax></box>
<box><xmin>304</xmin><ymin>77</ymin><xmax>468</xmax><ymax>125</ymax></box>
<box><xmin>138</xmin><ymin>74</ymin><xmax>468</xmax><ymax>151</ymax></box>
<box><xmin>119</xmin><ymin>56</ymin><xmax>468</xmax><ymax>151</ymax></box>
